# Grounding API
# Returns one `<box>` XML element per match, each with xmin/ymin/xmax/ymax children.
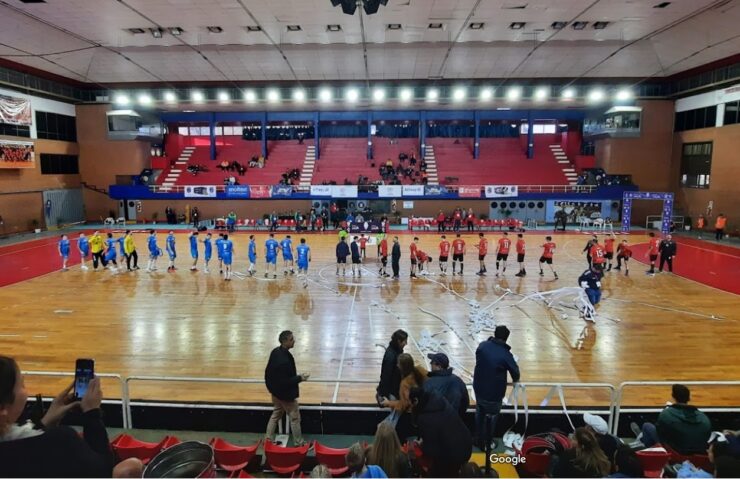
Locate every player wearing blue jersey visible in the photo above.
<box><xmin>166</xmin><ymin>231</ymin><xmax>177</xmax><ymax>271</ymax></box>
<box><xmin>215</xmin><ymin>233</ymin><xmax>225</xmax><ymax>274</ymax></box>
<box><xmin>296</xmin><ymin>238</ymin><xmax>311</xmax><ymax>288</ymax></box>
<box><xmin>202</xmin><ymin>232</ymin><xmax>213</xmax><ymax>273</ymax></box>
<box><xmin>189</xmin><ymin>231</ymin><xmax>199</xmax><ymax>271</ymax></box>
<box><xmin>280</xmin><ymin>235</ymin><xmax>295</xmax><ymax>276</ymax></box>
<box><xmin>264</xmin><ymin>233</ymin><xmax>279</xmax><ymax>279</ymax></box>
<box><xmin>104</xmin><ymin>233</ymin><xmax>119</xmax><ymax>274</ymax></box>
<box><xmin>219</xmin><ymin>234</ymin><xmax>234</xmax><ymax>280</ymax></box>
<box><xmin>117</xmin><ymin>235</ymin><xmax>126</xmax><ymax>261</ymax></box>
<box><xmin>146</xmin><ymin>229</ymin><xmax>161</xmax><ymax>272</ymax></box>
<box><xmin>248</xmin><ymin>235</ymin><xmax>257</xmax><ymax>276</ymax></box>
<box><xmin>77</xmin><ymin>233</ymin><xmax>89</xmax><ymax>271</ymax></box>
<box><xmin>58</xmin><ymin>234</ymin><xmax>70</xmax><ymax>271</ymax></box>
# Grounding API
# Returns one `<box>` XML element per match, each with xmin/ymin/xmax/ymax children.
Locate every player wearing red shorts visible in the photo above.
<box><xmin>438</xmin><ymin>235</ymin><xmax>451</xmax><ymax>276</ymax></box>
<box><xmin>409</xmin><ymin>237</ymin><xmax>419</xmax><ymax>279</ymax></box>
<box><xmin>359</xmin><ymin>234</ymin><xmax>368</xmax><ymax>259</ymax></box>
<box><xmin>474</xmin><ymin>233</ymin><xmax>488</xmax><ymax>276</ymax></box>
<box><xmin>539</xmin><ymin>236</ymin><xmax>558</xmax><ymax>279</ymax></box>
<box><xmin>646</xmin><ymin>232</ymin><xmax>661</xmax><ymax>275</ymax></box>
<box><xmin>514</xmin><ymin>233</ymin><xmax>526</xmax><ymax>277</ymax></box>
<box><xmin>379</xmin><ymin>235</ymin><xmax>389</xmax><ymax>277</ymax></box>
<box><xmin>495</xmin><ymin>232</ymin><xmax>511</xmax><ymax>276</ymax></box>
<box><xmin>615</xmin><ymin>239</ymin><xmax>632</xmax><ymax>276</ymax></box>
<box><xmin>604</xmin><ymin>234</ymin><xmax>616</xmax><ymax>271</ymax></box>
<box><xmin>451</xmin><ymin>234</ymin><xmax>466</xmax><ymax>276</ymax></box>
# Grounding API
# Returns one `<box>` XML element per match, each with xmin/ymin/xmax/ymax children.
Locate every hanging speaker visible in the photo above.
<box><xmin>348</xmin><ymin>201</ymin><xmax>357</xmax><ymax>210</ymax></box>
<box><xmin>611</xmin><ymin>201</ymin><xmax>620</xmax><ymax>209</ymax></box>
<box><xmin>527</xmin><ymin>202</ymin><xmax>535</xmax><ymax>209</ymax></box>
<box><xmin>357</xmin><ymin>201</ymin><xmax>367</xmax><ymax>209</ymax></box>
<box><xmin>491</xmin><ymin>202</ymin><xmax>498</xmax><ymax>208</ymax></box>
<box><xmin>312</xmin><ymin>201</ymin><xmax>321</xmax><ymax>209</ymax></box>
<box><xmin>537</xmin><ymin>201</ymin><xmax>545</xmax><ymax>209</ymax></box>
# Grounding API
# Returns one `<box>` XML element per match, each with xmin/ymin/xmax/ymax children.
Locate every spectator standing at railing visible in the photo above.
<box><xmin>423</xmin><ymin>352</ymin><xmax>469</xmax><ymax>418</ymax></box>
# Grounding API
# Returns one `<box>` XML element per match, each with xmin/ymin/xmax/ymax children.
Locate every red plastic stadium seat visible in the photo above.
<box><xmin>668</xmin><ymin>451</ymin><xmax>711</xmax><ymax>472</ymax></box>
<box><xmin>236</xmin><ymin>219</ymin><xmax>244</xmax><ymax>227</ymax></box>
<box><xmin>263</xmin><ymin>439</ymin><xmax>309</xmax><ymax>475</ymax></box>
<box><xmin>289</xmin><ymin>219</ymin><xmax>297</xmax><ymax>227</ymax></box>
<box><xmin>409</xmin><ymin>441</ymin><xmax>431</xmax><ymax>474</ymax></box>
<box><xmin>636</xmin><ymin>449</ymin><xmax>671</xmax><ymax>478</ymax></box>
<box><xmin>229</xmin><ymin>471</ymin><xmax>255</xmax><ymax>478</ymax></box>
<box><xmin>522</xmin><ymin>451</ymin><xmax>551</xmax><ymax>477</ymax></box>
<box><xmin>158</xmin><ymin>435</ymin><xmax>181</xmax><ymax>450</ymax></box>
<box><xmin>110</xmin><ymin>433</ymin><xmax>161</xmax><ymax>464</ymax></box>
<box><xmin>209</xmin><ymin>437</ymin><xmax>260</xmax><ymax>472</ymax></box>
<box><xmin>313</xmin><ymin>441</ymin><xmax>349</xmax><ymax>476</ymax></box>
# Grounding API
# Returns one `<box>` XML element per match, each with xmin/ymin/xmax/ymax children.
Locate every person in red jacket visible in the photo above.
<box><xmin>409</xmin><ymin>237</ymin><xmax>419</xmax><ymax>278</ymax></box>
<box><xmin>615</xmin><ymin>239</ymin><xmax>632</xmax><ymax>276</ymax></box>
<box><xmin>439</xmin><ymin>235</ymin><xmax>451</xmax><ymax>276</ymax></box>
<box><xmin>515</xmin><ymin>233</ymin><xmax>526</xmax><ymax>277</ymax></box>
<box><xmin>539</xmin><ymin>236</ymin><xmax>558</xmax><ymax>279</ymax></box>
<box><xmin>437</xmin><ymin>210</ymin><xmax>446</xmax><ymax>233</ymax></box>
<box><xmin>466</xmin><ymin>208</ymin><xmax>476</xmax><ymax>232</ymax></box>
<box><xmin>453</xmin><ymin>208</ymin><xmax>463</xmax><ymax>232</ymax></box>
<box><xmin>604</xmin><ymin>234</ymin><xmax>616</xmax><ymax>272</ymax></box>
<box><xmin>474</xmin><ymin>233</ymin><xmax>488</xmax><ymax>276</ymax></box>
<box><xmin>379</xmin><ymin>236</ymin><xmax>389</xmax><ymax>277</ymax></box>
<box><xmin>495</xmin><ymin>232</ymin><xmax>511</xmax><ymax>277</ymax></box>
<box><xmin>451</xmin><ymin>234</ymin><xmax>466</xmax><ymax>276</ymax></box>
<box><xmin>646</xmin><ymin>232</ymin><xmax>661</xmax><ymax>275</ymax></box>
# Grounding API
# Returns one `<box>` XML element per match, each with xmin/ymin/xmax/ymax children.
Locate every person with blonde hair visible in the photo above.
<box><xmin>310</xmin><ymin>464</ymin><xmax>331</xmax><ymax>478</ymax></box>
<box><xmin>346</xmin><ymin>442</ymin><xmax>387</xmax><ymax>478</ymax></box>
<box><xmin>366</xmin><ymin>422</ymin><xmax>411</xmax><ymax>478</ymax></box>
<box><xmin>380</xmin><ymin>353</ymin><xmax>427</xmax><ymax>426</ymax></box>
<box><xmin>551</xmin><ymin>427</ymin><xmax>611</xmax><ymax>478</ymax></box>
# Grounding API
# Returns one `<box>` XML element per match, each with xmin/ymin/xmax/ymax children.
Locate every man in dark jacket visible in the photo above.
<box><xmin>424</xmin><ymin>352</ymin><xmax>470</xmax><ymax>418</ymax></box>
<box><xmin>391</xmin><ymin>236</ymin><xmax>401</xmax><ymax>279</ymax></box>
<box><xmin>336</xmin><ymin>236</ymin><xmax>350</xmax><ymax>276</ymax></box>
<box><xmin>632</xmin><ymin>384</ymin><xmax>712</xmax><ymax>454</ymax></box>
<box><xmin>265</xmin><ymin>330</ymin><xmax>309</xmax><ymax>446</ymax></box>
<box><xmin>410</xmin><ymin>387</ymin><xmax>472</xmax><ymax>478</ymax></box>
<box><xmin>658</xmin><ymin>234</ymin><xmax>678</xmax><ymax>273</ymax></box>
<box><xmin>350</xmin><ymin>236</ymin><xmax>362</xmax><ymax>276</ymax></box>
<box><xmin>473</xmin><ymin>325</ymin><xmax>520</xmax><ymax>451</ymax></box>
<box><xmin>376</xmin><ymin>329</ymin><xmax>408</xmax><ymax>404</ymax></box>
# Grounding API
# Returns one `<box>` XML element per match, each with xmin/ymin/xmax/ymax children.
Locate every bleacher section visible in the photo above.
<box><xmin>312</xmin><ymin>138</ymin><xmax>372</xmax><ymax>184</ymax></box>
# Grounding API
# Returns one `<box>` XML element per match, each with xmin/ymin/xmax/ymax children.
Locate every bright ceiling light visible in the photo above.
<box><xmin>267</xmin><ymin>89</ymin><xmax>280</xmax><ymax>103</ymax></box>
<box><xmin>164</xmin><ymin>91</ymin><xmax>177</xmax><ymax>103</ymax></box>
<box><xmin>453</xmin><ymin>87</ymin><xmax>467</xmax><ymax>102</ymax></box>
<box><xmin>399</xmin><ymin>88</ymin><xmax>413</xmax><ymax>102</ymax></box>
<box><xmin>506</xmin><ymin>87</ymin><xmax>521</xmax><ymax>101</ymax></box>
<box><xmin>615</xmin><ymin>89</ymin><xmax>633</xmax><ymax>101</ymax></box>
<box><xmin>292</xmin><ymin>89</ymin><xmax>306</xmax><ymax>102</ymax></box>
<box><xmin>345</xmin><ymin>88</ymin><xmax>359</xmax><ymax>103</ymax></box>
<box><xmin>319</xmin><ymin>88</ymin><xmax>333</xmax><ymax>103</ymax></box>
<box><xmin>218</xmin><ymin>91</ymin><xmax>230</xmax><ymax>103</ymax></box>
<box><xmin>191</xmin><ymin>91</ymin><xmax>205</xmax><ymax>103</ymax></box>
<box><xmin>588</xmin><ymin>89</ymin><xmax>606</xmax><ymax>103</ymax></box>
<box><xmin>373</xmin><ymin>88</ymin><xmax>386</xmax><ymax>102</ymax></box>
<box><xmin>479</xmin><ymin>88</ymin><xmax>493</xmax><ymax>101</ymax></box>
<box><xmin>561</xmin><ymin>87</ymin><xmax>576</xmax><ymax>100</ymax></box>
<box><xmin>137</xmin><ymin>93</ymin><xmax>152</xmax><ymax>106</ymax></box>
<box><xmin>426</xmin><ymin>89</ymin><xmax>439</xmax><ymax>101</ymax></box>
<box><xmin>534</xmin><ymin>87</ymin><xmax>548</xmax><ymax>101</ymax></box>
<box><xmin>243</xmin><ymin>90</ymin><xmax>257</xmax><ymax>103</ymax></box>
<box><xmin>114</xmin><ymin>94</ymin><xmax>130</xmax><ymax>106</ymax></box>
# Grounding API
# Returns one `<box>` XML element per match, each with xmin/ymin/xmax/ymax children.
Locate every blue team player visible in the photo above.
<box><xmin>216</xmin><ymin>233</ymin><xmax>225</xmax><ymax>274</ymax></box>
<box><xmin>265</xmin><ymin>233</ymin><xmax>279</xmax><ymax>279</ymax></box>
<box><xmin>219</xmin><ymin>234</ymin><xmax>234</xmax><ymax>281</ymax></box>
<box><xmin>189</xmin><ymin>231</ymin><xmax>199</xmax><ymax>271</ymax></box>
<box><xmin>58</xmin><ymin>234</ymin><xmax>70</xmax><ymax>271</ymax></box>
<box><xmin>77</xmin><ymin>233</ymin><xmax>90</xmax><ymax>271</ymax></box>
<box><xmin>146</xmin><ymin>229</ymin><xmax>161</xmax><ymax>272</ymax></box>
<box><xmin>202</xmin><ymin>232</ymin><xmax>213</xmax><ymax>273</ymax></box>
<box><xmin>248</xmin><ymin>235</ymin><xmax>257</xmax><ymax>276</ymax></box>
<box><xmin>296</xmin><ymin>238</ymin><xmax>311</xmax><ymax>287</ymax></box>
<box><xmin>280</xmin><ymin>235</ymin><xmax>295</xmax><ymax>276</ymax></box>
<box><xmin>104</xmin><ymin>232</ymin><xmax>119</xmax><ymax>273</ymax></box>
<box><xmin>166</xmin><ymin>230</ymin><xmax>177</xmax><ymax>272</ymax></box>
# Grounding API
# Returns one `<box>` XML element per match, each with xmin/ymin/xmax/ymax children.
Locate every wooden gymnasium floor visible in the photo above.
<box><xmin>1</xmin><ymin>230</ymin><xmax>738</xmax><ymax>408</ymax></box>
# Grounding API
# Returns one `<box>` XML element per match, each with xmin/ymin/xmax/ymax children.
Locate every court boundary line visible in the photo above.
<box><xmin>332</xmin><ymin>286</ymin><xmax>358</xmax><ymax>403</ymax></box>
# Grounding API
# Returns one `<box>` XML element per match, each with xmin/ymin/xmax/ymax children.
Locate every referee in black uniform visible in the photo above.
<box><xmin>658</xmin><ymin>234</ymin><xmax>678</xmax><ymax>273</ymax></box>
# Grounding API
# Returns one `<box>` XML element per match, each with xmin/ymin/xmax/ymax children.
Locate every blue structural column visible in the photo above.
<box><xmin>473</xmin><ymin>110</ymin><xmax>481</xmax><ymax>159</ymax></box>
<box><xmin>209</xmin><ymin>113</ymin><xmax>216</xmax><ymax>161</ymax></box>
<box><xmin>260</xmin><ymin>112</ymin><xmax>267</xmax><ymax>158</ymax></box>
<box><xmin>526</xmin><ymin>110</ymin><xmax>534</xmax><ymax>159</ymax></box>
<box><xmin>419</xmin><ymin>110</ymin><xmax>427</xmax><ymax>159</ymax></box>
<box><xmin>314</xmin><ymin>111</ymin><xmax>320</xmax><ymax>160</ymax></box>
<box><xmin>367</xmin><ymin>111</ymin><xmax>373</xmax><ymax>159</ymax></box>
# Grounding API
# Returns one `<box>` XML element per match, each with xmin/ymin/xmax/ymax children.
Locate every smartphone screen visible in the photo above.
<box><xmin>74</xmin><ymin>359</ymin><xmax>94</xmax><ymax>399</ymax></box>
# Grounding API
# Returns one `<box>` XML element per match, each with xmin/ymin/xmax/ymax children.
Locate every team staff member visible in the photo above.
<box><xmin>379</xmin><ymin>235</ymin><xmax>389</xmax><ymax>277</ymax></box>
<box><xmin>658</xmin><ymin>234</ymin><xmax>678</xmax><ymax>273</ymax></box>
<box><xmin>515</xmin><ymin>233</ymin><xmax>526</xmax><ymax>277</ymax></box>
<box><xmin>453</xmin><ymin>209</ymin><xmax>462</xmax><ymax>232</ymax></box>
<box><xmin>452</xmin><ymin>234</ymin><xmax>465</xmax><ymax>275</ymax></box>
<box><xmin>715</xmin><ymin>213</ymin><xmax>727</xmax><ymax>241</ymax></box>
<box><xmin>438</xmin><ymin>235</ymin><xmax>451</xmax><ymax>276</ymax></box>
<box><xmin>495</xmin><ymin>232</ymin><xmax>511</xmax><ymax>277</ymax></box>
<box><xmin>582</xmin><ymin>235</ymin><xmax>597</xmax><ymax>267</ymax></box>
<box><xmin>615</xmin><ymin>239</ymin><xmax>632</xmax><ymax>275</ymax></box>
<box><xmin>124</xmin><ymin>230</ymin><xmax>138</xmax><ymax>271</ymax></box>
<box><xmin>89</xmin><ymin>231</ymin><xmax>105</xmax><ymax>270</ymax></box>
<box><xmin>646</xmin><ymin>232</ymin><xmax>661</xmax><ymax>275</ymax></box>
<box><xmin>391</xmin><ymin>236</ymin><xmax>401</xmax><ymax>279</ymax></box>
<box><xmin>466</xmin><ymin>209</ymin><xmax>476</xmax><ymax>232</ymax></box>
<box><xmin>437</xmin><ymin>210</ymin><xmax>446</xmax><ymax>232</ymax></box>
<box><xmin>539</xmin><ymin>236</ymin><xmax>558</xmax><ymax>279</ymax></box>
<box><xmin>474</xmin><ymin>233</ymin><xmax>488</xmax><ymax>276</ymax></box>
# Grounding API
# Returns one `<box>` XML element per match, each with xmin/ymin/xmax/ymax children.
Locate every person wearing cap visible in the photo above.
<box><xmin>584</xmin><ymin>412</ymin><xmax>621</xmax><ymax>460</ymax></box>
<box><xmin>423</xmin><ymin>352</ymin><xmax>470</xmax><ymax>418</ymax></box>
<box><xmin>473</xmin><ymin>325</ymin><xmax>520</xmax><ymax>451</ymax></box>
<box><xmin>630</xmin><ymin>384</ymin><xmax>711</xmax><ymax>455</ymax></box>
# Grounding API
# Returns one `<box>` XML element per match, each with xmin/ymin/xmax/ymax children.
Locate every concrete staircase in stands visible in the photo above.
<box><xmin>424</xmin><ymin>146</ymin><xmax>440</xmax><ymax>185</ymax></box>
<box><xmin>549</xmin><ymin>144</ymin><xmax>578</xmax><ymax>186</ymax></box>
<box><xmin>298</xmin><ymin>145</ymin><xmax>316</xmax><ymax>189</ymax></box>
<box><xmin>161</xmin><ymin>146</ymin><xmax>195</xmax><ymax>191</ymax></box>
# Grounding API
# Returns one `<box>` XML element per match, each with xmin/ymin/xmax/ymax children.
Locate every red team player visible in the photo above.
<box><xmin>515</xmin><ymin>233</ymin><xmax>526</xmax><ymax>277</ymax></box>
<box><xmin>474</xmin><ymin>233</ymin><xmax>488</xmax><ymax>276</ymax></box>
<box><xmin>615</xmin><ymin>239</ymin><xmax>632</xmax><ymax>276</ymax></box>
<box><xmin>438</xmin><ymin>235</ymin><xmax>451</xmax><ymax>276</ymax></box>
<box><xmin>590</xmin><ymin>239</ymin><xmax>607</xmax><ymax>271</ymax></box>
<box><xmin>604</xmin><ymin>234</ymin><xmax>616</xmax><ymax>271</ymax></box>
<box><xmin>409</xmin><ymin>237</ymin><xmax>419</xmax><ymax>278</ymax></box>
<box><xmin>378</xmin><ymin>235</ymin><xmax>389</xmax><ymax>277</ymax></box>
<box><xmin>451</xmin><ymin>234</ymin><xmax>466</xmax><ymax>275</ymax></box>
<box><xmin>359</xmin><ymin>234</ymin><xmax>368</xmax><ymax>259</ymax></box>
<box><xmin>646</xmin><ymin>232</ymin><xmax>661</xmax><ymax>275</ymax></box>
<box><xmin>539</xmin><ymin>236</ymin><xmax>558</xmax><ymax>279</ymax></box>
<box><xmin>495</xmin><ymin>232</ymin><xmax>511</xmax><ymax>276</ymax></box>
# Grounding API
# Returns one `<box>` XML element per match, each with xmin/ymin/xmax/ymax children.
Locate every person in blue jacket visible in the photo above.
<box><xmin>166</xmin><ymin>230</ymin><xmax>177</xmax><ymax>272</ymax></box>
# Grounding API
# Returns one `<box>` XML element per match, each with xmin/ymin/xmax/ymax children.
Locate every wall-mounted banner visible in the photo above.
<box><xmin>424</xmin><ymin>185</ymin><xmax>449</xmax><ymax>196</ymax></box>
<box><xmin>0</xmin><ymin>94</ymin><xmax>32</xmax><ymax>126</ymax></box>
<box><xmin>225</xmin><ymin>185</ymin><xmax>250</xmax><ymax>198</ymax></box>
<box><xmin>184</xmin><ymin>185</ymin><xmax>217</xmax><ymax>198</ymax></box>
<box><xmin>547</xmin><ymin>200</ymin><xmax>608</xmax><ymax>223</ymax></box>
<box><xmin>349</xmin><ymin>220</ymin><xmax>383</xmax><ymax>233</ymax></box>
<box><xmin>402</xmin><ymin>185</ymin><xmax>425</xmax><ymax>196</ymax></box>
<box><xmin>271</xmin><ymin>184</ymin><xmax>293</xmax><ymax>198</ymax></box>
<box><xmin>0</xmin><ymin>140</ymin><xmax>34</xmax><ymax>169</ymax></box>
<box><xmin>378</xmin><ymin>185</ymin><xmax>403</xmax><ymax>198</ymax></box>
<box><xmin>310</xmin><ymin>185</ymin><xmax>333</xmax><ymax>196</ymax></box>
<box><xmin>249</xmin><ymin>185</ymin><xmax>271</xmax><ymax>198</ymax></box>
<box><xmin>485</xmin><ymin>185</ymin><xmax>518</xmax><ymax>198</ymax></box>
<box><xmin>332</xmin><ymin>185</ymin><xmax>358</xmax><ymax>198</ymax></box>
<box><xmin>458</xmin><ymin>186</ymin><xmax>482</xmax><ymax>198</ymax></box>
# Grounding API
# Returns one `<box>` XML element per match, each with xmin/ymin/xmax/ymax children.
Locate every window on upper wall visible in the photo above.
<box><xmin>674</xmin><ymin>105</ymin><xmax>717</xmax><ymax>131</ymax></box>
<box><xmin>35</xmin><ymin>111</ymin><xmax>77</xmax><ymax>142</ymax></box>
<box><xmin>679</xmin><ymin>142</ymin><xmax>712</xmax><ymax>189</ymax></box>
<box><xmin>40</xmin><ymin>153</ymin><xmax>79</xmax><ymax>175</ymax></box>
<box><xmin>724</xmin><ymin>100</ymin><xmax>740</xmax><ymax>126</ymax></box>
<box><xmin>0</xmin><ymin>122</ymin><xmax>31</xmax><ymax>138</ymax></box>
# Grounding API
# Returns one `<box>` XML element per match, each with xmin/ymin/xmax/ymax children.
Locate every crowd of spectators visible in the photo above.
<box><xmin>576</xmin><ymin>168</ymin><xmax>633</xmax><ymax>187</ymax></box>
<box><xmin>377</xmin><ymin>151</ymin><xmax>429</xmax><ymax>186</ymax></box>
<box><xmin>280</xmin><ymin>168</ymin><xmax>301</xmax><ymax>186</ymax></box>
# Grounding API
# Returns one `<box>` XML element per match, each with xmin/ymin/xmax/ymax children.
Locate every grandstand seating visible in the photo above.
<box><xmin>209</xmin><ymin>437</ymin><xmax>261</xmax><ymax>472</ymax></box>
<box><xmin>312</xmin><ymin>441</ymin><xmax>349</xmax><ymax>476</ymax></box>
<box><xmin>263</xmin><ymin>439</ymin><xmax>310</xmax><ymax>475</ymax></box>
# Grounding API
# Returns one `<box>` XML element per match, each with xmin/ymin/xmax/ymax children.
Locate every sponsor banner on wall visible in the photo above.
<box><xmin>249</xmin><ymin>185</ymin><xmax>272</xmax><ymax>198</ymax></box>
<box><xmin>402</xmin><ymin>185</ymin><xmax>425</xmax><ymax>196</ymax></box>
<box><xmin>225</xmin><ymin>185</ymin><xmax>249</xmax><ymax>198</ymax></box>
<box><xmin>458</xmin><ymin>186</ymin><xmax>482</xmax><ymax>198</ymax></box>
<box><xmin>349</xmin><ymin>220</ymin><xmax>383</xmax><ymax>234</ymax></box>
<box><xmin>332</xmin><ymin>185</ymin><xmax>358</xmax><ymax>198</ymax></box>
<box><xmin>271</xmin><ymin>184</ymin><xmax>293</xmax><ymax>198</ymax></box>
<box><xmin>0</xmin><ymin>140</ymin><xmax>34</xmax><ymax>169</ymax></box>
<box><xmin>0</xmin><ymin>94</ymin><xmax>32</xmax><ymax>126</ymax></box>
<box><xmin>485</xmin><ymin>185</ymin><xmax>518</xmax><ymax>198</ymax></box>
<box><xmin>184</xmin><ymin>185</ymin><xmax>217</xmax><ymax>198</ymax></box>
<box><xmin>378</xmin><ymin>185</ymin><xmax>403</xmax><ymax>198</ymax></box>
<box><xmin>310</xmin><ymin>185</ymin><xmax>333</xmax><ymax>196</ymax></box>
<box><xmin>424</xmin><ymin>185</ymin><xmax>449</xmax><ymax>196</ymax></box>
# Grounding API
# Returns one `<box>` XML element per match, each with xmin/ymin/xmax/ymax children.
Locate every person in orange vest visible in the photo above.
<box><xmin>715</xmin><ymin>213</ymin><xmax>727</xmax><ymax>241</ymax></box>
<box><xmin>696</xmin><ymin>215</ymin><xmax>706</xmax><ymax>239</ymax></box>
